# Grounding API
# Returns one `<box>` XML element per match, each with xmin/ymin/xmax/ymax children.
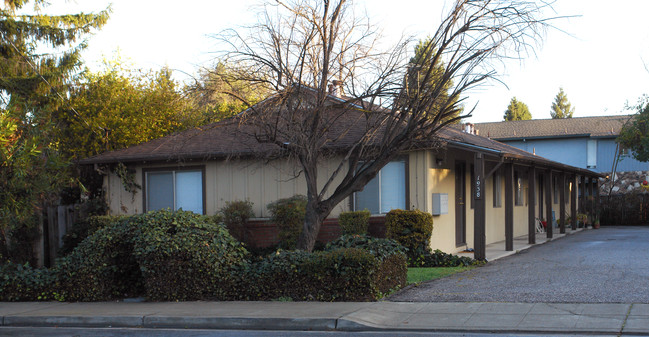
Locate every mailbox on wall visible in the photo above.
<box><xmin>432</xmin><ymin>193</ymin><xmax>448</xmax><ymax>215</ymax></box>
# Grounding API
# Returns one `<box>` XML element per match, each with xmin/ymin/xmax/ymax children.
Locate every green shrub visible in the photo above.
<box><xmin>267</xmin><ymin>195</ymin><xmax>307</xmax><ymax>249</ymax></box>
<box><xmin>220</xmin><ymin>200</ymin><xmax>254</xmax><ymax>243</ymax></box>
<box><xmin>59</xmin><ymin>215</ymin><xmax>125</xmax><ymax>256</ymax></box>
<box><xmin>385</xmin><ymin>209</ymin><xmax>433</xmax><ymax>265</ymax></box>
<box><xmin>0</xmin><ymin>262</ymin><xmax>59</xmax><ymax>301</ymax></box>
<box><xmin>419</xmin><ymin>249</ymin><xmax>478</xmax><ymax>267</ymax></box>
<box><xmin>133</xmin><ymin>211</ymin><xmax>249</xmax><ymax>301</ymax></box>
<box><xmin>338</xmin><ymin>210</ymin><xmax>370</xmax><ymax>235</ymax></box>
<box><xmin>55</xmin><ymin>210</ymin><xmax>249</xmax><ymax>301</ymax></box>
<box><xmin>243</xmin><ymin>250</ymin><xmax>312</xmax><ymax>300</ymax></box>
<box><xmin>244</xmin><ymin>239</ymin><xmax>408</xmax><ymax>301</ymax></box>
<box><xmin>325</xmin><ymin>234</ymin><xmax>407</xmax><ymax>261</ymax></box>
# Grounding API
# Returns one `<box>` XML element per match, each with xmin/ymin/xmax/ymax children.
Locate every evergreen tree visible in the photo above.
<box><xmin>503</xmin><ymin>97</ymin><xmax>532</xmax><ymax>121</ymax></box>
<box><xmin>550</xmin><ymin>87</ymin><xmax>575</xmax><ymax>119</ymax></box>
<box><xmin>402</xmin><ymin>38</ymin><xmax>462</xmax><ymax>123</ymax></box>
<box><xmin>0</xmin><ymin>0</ymin><xmax>109</xmax><ymax>262</ymax></box>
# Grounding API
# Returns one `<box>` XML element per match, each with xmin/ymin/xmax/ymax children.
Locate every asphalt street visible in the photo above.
<box><xmin>389</xmin><ymin>226</ymin><xmax>649</xmax><ymax>303</ymax></box>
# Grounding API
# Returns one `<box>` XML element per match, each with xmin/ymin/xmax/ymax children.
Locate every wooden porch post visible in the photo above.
<box><xmin>579</xmin><ymin>176</ymin><xmax>586</xmax><ymax>213</ymax></box>
<box><xmin>528</xmin><ymin>166</ymin><xmax>536</xmax><ymax>244</ymax></box>
<box><xmin>473</xmin><ymin>153</ymin><xmax>486</xmax><ymax>261</ymax></box>
<box><xmin>571</xmin><ymin>174</ymin><xmax>577</xmax><ymax>230</ymax></box>
<box><xmin>589</xmin><ymin>176</ymin><xmax>595</xmax><ymax>224</ymax></box>
<box><xmin>558</xmin><ymin>172</ymin><xmax>566</xmax><ymax>234</ymax></box>
<box><xmin>505</xmin><ymin>163</ymin><xmax>514</xmax><ymax>251</ymax></box>
<box><xmin>594</xmin><ymin>177</ymin><xmax>600</xmax><ymax>223</ymax></box>
<box><xmin>545</xmin><ymin>169</ymin><xmax>553</xmax><ymax>239</ymax></box>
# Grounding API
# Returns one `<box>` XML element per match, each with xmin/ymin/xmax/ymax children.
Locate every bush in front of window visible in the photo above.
<box><xmin>220</xmin><ymin>200</ymin><xmax>254</xmax><ymax>244</ymax></box>
<box><xmin>338</xmin><ymin>210</ymin><xmax>371</xmax><ymax>235</ymax></box>
<box><xmin>54</xmin><ymin>210</ymin><xmax>249</xmax><ymax>301</ymax></box>
<box><xmin>267</xmin><ymin>195</ymin><xmax>307</xmax><ymax>249</ymax></box>
<box><xmin>385</xmin><ymin>209</ymin><xmax>434</xmax><ymax>266</ymax></box>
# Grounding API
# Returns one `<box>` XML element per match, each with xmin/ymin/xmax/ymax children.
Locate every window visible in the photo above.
<box><xmin>145</xmin><ymin>168</ymin><xmax>204</xmax><ymax>214</ymax></box>
<box><xmin>514</xmin><ymin>171</ymin><xmax>523</xmax><ymax>206</ymax></box>
<box><xmin>354</xmin><ymin>160</ymin><xmax>406</xmax><ymax>214</ymax></box>
<box><xmin>493</xmin><ymin>171</ymin><xmax>502</xmax><ymax>208</ymax></box>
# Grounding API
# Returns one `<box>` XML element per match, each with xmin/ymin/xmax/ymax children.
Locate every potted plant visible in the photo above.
<box><xmin>576</xmin><ymin>213</ymin><xmax>588</xmax><ymax>228</ymax></box>
<box><xmin>593</xmin><ymin>218</ymin><xmax>600</xmax><ymax>229</ymax></box>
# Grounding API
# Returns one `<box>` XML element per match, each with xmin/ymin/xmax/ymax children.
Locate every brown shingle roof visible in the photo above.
<box><xmin>79</xmin><ymin>101</ymin><xmax>602</xmax><ymax>177</ymax></box>
<box><xmin>472</xmin><ymin>115</ymin><xmax>634</xmax><ymax>140</ymax></box>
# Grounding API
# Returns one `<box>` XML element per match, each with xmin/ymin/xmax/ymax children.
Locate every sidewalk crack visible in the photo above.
<box><xmin>618</xmin><ymin>303</ymin><xmax>632</xmax><ymax>337</ymax></box>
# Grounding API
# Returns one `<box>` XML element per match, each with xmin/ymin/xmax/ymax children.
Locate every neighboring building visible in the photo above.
<box><xmin>81</xmin><ymin>95</ymin><xmax>601</xmax><ymax>259</ymax></box>
<box><xmin>473</xmin><ymin>115</ymin><xmax>648</xmax><ymax>174</ymax></box>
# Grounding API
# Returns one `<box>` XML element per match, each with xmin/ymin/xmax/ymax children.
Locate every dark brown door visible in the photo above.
<box><xmin>455</xmin><ymin>161</ymin><xmax>466</xmax><ymax>246</ymax></box>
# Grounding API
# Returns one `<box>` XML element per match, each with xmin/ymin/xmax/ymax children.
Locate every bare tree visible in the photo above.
<box><xmin>218</xmin><ymin>0</ymin><xmax>552</xmax><ymax>251</ymax></box>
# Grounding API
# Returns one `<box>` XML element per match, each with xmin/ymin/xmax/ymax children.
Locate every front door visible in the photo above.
<box><xmin>455</xmin><ymin>161</ymin><xmax>466</xmax><ymax>246</ymax></box>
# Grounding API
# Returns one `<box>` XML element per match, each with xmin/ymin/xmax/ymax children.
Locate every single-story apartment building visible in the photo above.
<box><xmin>81</xmin><ymin>96</ymin><xmax>603</xmax><ymax>260</ymax></box>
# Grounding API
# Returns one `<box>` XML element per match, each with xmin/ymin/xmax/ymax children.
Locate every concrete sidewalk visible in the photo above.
<box><xmin>1</xmin><ymin>301</ymin><xmax>648</xmax><ymax>334</ymax></box>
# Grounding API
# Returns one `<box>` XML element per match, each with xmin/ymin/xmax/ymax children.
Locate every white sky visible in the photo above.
<box><xmin>44</xmin><ymin>0</ymin><xmax>649</xmax><ymax>122</ymax></box>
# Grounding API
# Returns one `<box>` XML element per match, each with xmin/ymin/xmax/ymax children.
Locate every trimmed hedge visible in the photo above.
<box><xmin>55</xmin><ymin>210</ymin><xmax>249</xmax><ymax>301</ymax></box>
<box><xmin>220</xmin><ymin>200</ymin><xmax>254</xmax><ymax>243</ymax></box>
<box><xmin>59</xmin><ymin>215</ymin><xmax>125</xmax><ymax>256</ymax></box>
<box><xmin>338</xmin><ymin>210</ymin><xmax>370</xmax><ymax>235</ymax></box>
<box><xmin>1</xmin><ymin>211</ymin><xmax>408</xmax><ymax>302</ymax></box>
<box><xmin>244</xmin><ymin>246</ymin><xmax>406</xmax><ymax>301</ymax></box>
<box><xmin>267</xmin><ymin>195</ymin><xmax>307</xmax><ymax>249</ymax></box>
<box><xmin>325</xmin><ymin>234</ymin><xmax>407</xmax><ymax>260</ymax></box>
<box><xmin>385</xmin><ymin>209</ymin><xmax>433</xmax><ymax>265</ymax></box>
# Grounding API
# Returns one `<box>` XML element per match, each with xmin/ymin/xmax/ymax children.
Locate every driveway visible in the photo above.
<box><xmin>389</xmin><ymin>226</ymin><xmax>649</xmax><ymax>303</ymax></box>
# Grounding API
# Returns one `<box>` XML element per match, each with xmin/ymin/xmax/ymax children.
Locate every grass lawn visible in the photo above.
<box><xmin>407</xmin><ymin>266</ymin><xmax>474</xmax><ymax>284</ymax></box>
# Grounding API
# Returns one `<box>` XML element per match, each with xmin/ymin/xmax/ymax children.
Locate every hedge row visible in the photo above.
<box><xmin>1</xmin><ymin>211</ymin><xmax>407</xmax><ymax>302</ymax></box>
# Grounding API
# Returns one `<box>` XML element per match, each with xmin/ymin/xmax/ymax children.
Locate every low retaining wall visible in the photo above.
<box><xmin>244</xmin><ymin>216</ymin><xmax>387</xmax><ymax>248</ymax></box>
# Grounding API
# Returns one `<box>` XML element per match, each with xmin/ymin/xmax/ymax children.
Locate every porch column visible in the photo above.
<box><xmin>545</xmin><ymin>169</ymin><xmax>553</xmax><ymax>239</ymax></box>
<box><xmin>528</xmin><ymin>166</ymin><xmax>536</xmax><ymax>244</ymax></box>
<box><xmin>571</xmin><ymin>174</ymin><xmax>577</xmax><ymax>230</ymax></box>
<box><xmin>473</xmin><ymin>153</ymin><xmax>486</xmax><ymax>261</ymax></box>
<box><xmin>558</xmin><ymin>172</ymin><xmax>566</xmax><ymax>234</ymax></box>
<box><xmin>594</xmin><ymin>177</ymin><xmax>600</xmax><ymax>223</ymax></box>
<box><xmin>579</xmin><ymin>176</ymin><xmax>586</xmax><ymax>213</ymax></box>
<box><xmin>505</xmin><ymin>163</ymin><xmax>514</xmax><ymax>251</ymax></box>
<box><xmin>589</xmin><ymin>176</ymin><xmax>595</xmax><ymax>224</ymax></box>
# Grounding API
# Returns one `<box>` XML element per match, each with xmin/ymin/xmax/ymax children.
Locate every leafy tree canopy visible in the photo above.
<box><xmin>56</xmin><ymin>57</ymin><xmax>198</xmax><ymax>160</ymax></box>
<box><xmin>618</xmin><ymin>97</ymin><xmax>649</xmax><ymax>162</ymax></box>
<box><xmin>550</xmin><ymin>87</ymin><xmax>574</xmax><ymax>119</ymax></box>
<box><xmin>504</xmin><ymin>97</ymin><xmax>532</xmax><ymax>121</ymax></box>
<box><xmin>184</xmin><ymin>62</ymin><xmax>268</xmax><ymax>125</ymax></box>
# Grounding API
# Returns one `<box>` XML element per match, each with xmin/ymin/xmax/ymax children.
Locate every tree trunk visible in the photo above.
<box><xmin>297</xmin><ymin>201</ymin><xmax>323</xmax><ymax>252</ymax></box>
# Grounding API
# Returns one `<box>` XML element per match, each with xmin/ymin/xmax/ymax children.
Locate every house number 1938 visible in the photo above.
<box><xmin>475</xmin><ymin>175</ymin><xmax>482</xmax><ymax>199</ymax></box>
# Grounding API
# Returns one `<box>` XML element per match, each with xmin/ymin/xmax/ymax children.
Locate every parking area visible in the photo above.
<box><xmin>389</xmin><ymin>226</ymin><xmax>649</xmax><ymax>303</ymax></box>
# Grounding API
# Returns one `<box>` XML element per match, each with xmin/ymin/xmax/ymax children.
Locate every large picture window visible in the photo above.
<box><xmin>354</xmin><ymin>160</ymin><xmax>407</xmax><ymax>214</ymax></box>
<box><xmin>145</xmin><ymin>168</ymin><xmax>204</xmax><ymax>214</ymax></box>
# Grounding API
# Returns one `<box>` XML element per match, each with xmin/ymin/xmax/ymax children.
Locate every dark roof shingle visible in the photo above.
<box><xmin>472</xmin><ymin>115</ymin><xmax>633</xmax><ymax>140</ymax></box>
